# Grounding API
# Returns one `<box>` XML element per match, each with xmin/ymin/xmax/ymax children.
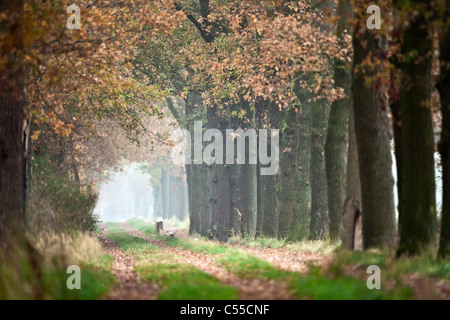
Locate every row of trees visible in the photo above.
<box><xmin>136</xmin><ymin>0</ymin><xmax>449</xmax><ymax>258</ymax></box>
<box><xmin>0</xmin><ymin>0</ymin><xmax>448</xmax><ymax>263</ymax></box>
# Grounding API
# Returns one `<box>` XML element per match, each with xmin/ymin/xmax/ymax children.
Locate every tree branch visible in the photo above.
<box><xmin>173</xmin><ymin>1</ymin><xmax>214</xmax><ymax>43</ymax></box>
<box><xmin>166</xmin><ymin>97</ymin><xmax>182</xmax><ymax>123</ymax></box>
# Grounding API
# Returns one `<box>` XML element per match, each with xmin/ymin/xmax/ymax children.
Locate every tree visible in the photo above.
<box><xmin>325</xmin><ymin>0</ymin><xmax>352</xmax><ymax>241</ymax></box>
<box><xmin>277</xmin><ymin>107</ymin><xmax>300</xmax><ymax>238</ymax></box>
<box><xmin>341</xmin><ymin>98</ymin><xmax>362</xmax><ymax>250</ymax></box>
<box><xmin>438</xmin><ymin>0</ymin><xmax>450</xmax><ymax>259</ymax></box>
<box><xmin>395</xmin><ymin>0</ymin><xmax>437</xmax><ymax>256</ymax></box>
<box><xmin>259</xmin><ymin>101</ymin><xmax>282</xmax><ymax>237</ymax></box>
<box><xmin>309</xmin><ymin>0</ymin><xmax>334</xmax><ymax>240</ymax></box>
<box><xmin>309</xmin><ymin>96</ymin><xmax>330</xmax><ymax>240</ymax></box>
<box><xmin>289</xmin><ymin>83</ymin><xmax>311</xmax><ymax>241</ymax></box>
<box><xmin>0</xmin><ymin>0</ymin><xmax>26</xmax><ymax>253</ymax></box>
<box><xmin>352</xmin><ymin>1</ymin><xmax>396</xmax><ymax>249</ymax></box>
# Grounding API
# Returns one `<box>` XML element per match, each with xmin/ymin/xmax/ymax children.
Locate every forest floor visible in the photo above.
<box><xmin>98</xmin><ymin>220</ymin><xmax>450</xmax><ymax>300</ymax></box>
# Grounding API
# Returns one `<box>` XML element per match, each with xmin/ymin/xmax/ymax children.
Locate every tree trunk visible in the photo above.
<box><xmin>396</xmin><ymin>1</ymin><xmax>437</xmax><ymax>256</ymax></box>
<box><xmin>289</xmin><ymin>84</ymin><xmax>311</xmax><ymax>241</ymax></box>
<box><xmin>153</xmin><ymin>184</ymin><xmax>162</xmax><ymax>219</ymax></box>
<box><xmin>308</xmin><ymin>0</ymin><xmax>333</xmax><ymax>241</ymax></box>
<box><xmin>240</xmin><ymin>162</ymin><xmax>257</xmax><ymax>238</ymax></box>
<box><xmin>309</xmin><ymin>97</ymin><xmax>330</xmax><ymax>240</ymax></box>
<box><xmin>352</xmin><ymin>12</ymin><xmax>396</xmax><ymax>249</ymax></box>
<box><xmin>161</xmin><ymin>168</ymin><xmax>170</xmax><ymax>219</ymax></box>
<box><xmin>438</xmin><ymin>8</ymin><xmax>450</xmax><ymax>259</ymax></box>
<box><xmin>340</xmin><ymin>97</ymin><xmax>362</xmax><ymax>250</ymax></box>
<box><xmin>259</xmin><ymin>101</ymin><xmax>282</xmax><ymax>238</ymax></box>
<box><xmin>239</xmin><ymin>101</ymin><xmax>257</xmax><ymax>238</ymax></box>
<box><xmin>260</xmin><ymin>171</ymin><xmax>279</xmax><ymax>237</ymax></box>
<box><xmin>207</xmin><ymin>105</ymin><xmax>230</xmax><ymax>242</ymax></box>
<box><xmin>277</xmin><ymin>107</ymin><xmax>298</xmax><ymax>238</ymax></box>
<box><xmin>256</xmin><ymin>162</ymin><xmax>263</xmax><ymax>237</ymax></box>
<box><xmin>197</xmin><ymin>163</ymin><xmax>212</xmax><ymax>237</ymax></box>
<box><xmin>0</xmin><ymin>0</ymin><xmax>26</xmax><ymax>253</ymax></box>
<box><xmin>325</xmin><ymin>0</ymin><xmax>352</xmax><ymax>241</ymax></box>
<box><xmin>228</xmin><ymin>164</ymin><xmax>241</xmax><ymax>237</ymax></box>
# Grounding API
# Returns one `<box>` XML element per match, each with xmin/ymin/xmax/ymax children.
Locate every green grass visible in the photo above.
<box><xmin>106</xmin><ymin>231</ymin><xmax>158</xmax><ymax>253</ymax></box>
<box><xmin>44</xmin><ymin>263</ymin><xmax>116</xmax><ymax>300</ymax></box>
<box><xmin>228</xmin><ymin>236</ymin><xmax>337</xmax><ymax>256</ymax></box>
<box><xmin>106</xmin><ymin>229</ymin><xmax>239</xmax><ymax>299</ymax></box>
<box><xmin>126</xmin><ymin>219</ymin><xmax>157</xmax><ymax>235</ymax></box>
<box><xmin>137</xmin><ymin>262</ymin><xmax>239</xmax><ymax>300</ymax></box>
<box><xmin>331</xmin><ymin>249</ymin><xmax>450</xmax><ymax>280</ymax></box>
<box><xmin>218</xmin><ymin>250</ymin><xmax>416</xmax><ymax>300</ymax></box>
<box><xmin>93</xmin><ymin>254</ymin><xmax>115</xmax><ymax>271</ymax></box>
<box><xmin>219</xmin><ymin>252</ymin><xmax>291</xmax><ymax>280</ymax></box>
<box><xmin>228</xmin><ymin>236</ymin><xmax>288</xmax><ymax>249</ymax></box>
<box><xmin>104</xmin><ymin>222</ymin><xmax>125</xmax><ymax>233</ymax></box>
<box><xmin>41</xmin><ymin>253</ymin><xmax>116</xmax><ymax>300</ymax></box>
<box><xmin>160</xmin><ymin>236</ymin><xmax>235</xmax><ymax>255</ymax></box>
<box><xmin>158</xmin><ymin>283</ymin><xmax>239</xmax><ymax>300</ymax></box>
<box><xmin>289</xmin><ymin>271</ymin><xmax>415</xmax><ymax>300</ymax></box>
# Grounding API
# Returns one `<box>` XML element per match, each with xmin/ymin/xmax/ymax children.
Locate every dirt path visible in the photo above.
<box><xmin>121</xmin><ymin>223</ymin><xmax>296</xmax><ymax>300</ymax></box>
<box><xmin>98</xmin><ymin>233</ymin><xmax>159</xmax><ymax>300</ymax></box>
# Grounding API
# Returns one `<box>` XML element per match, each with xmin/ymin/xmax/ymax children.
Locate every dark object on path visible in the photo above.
<box><xmin>156</xmin><ymin>220</ymin><xmax>163</xmax><ymax>234</ymax></box>
<box><xmin>169</xmin><ymin>231</ymin><xmax>175</xmax><ymax>238</ymax></box>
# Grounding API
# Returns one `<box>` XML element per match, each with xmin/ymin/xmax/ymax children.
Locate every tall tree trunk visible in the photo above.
<box><xmin>260</xmin><ymin>101</ymin><xmax>281</xmax><ymax>238</ymax></box>
<box><xmin>256</xmin><ymin>162</ymin><xmax>263</xmax><ymax>237</ymax></box>
<box><xmin>438</xmin><ymin>6</ymin><xmax>450</xmax><ymax>259</ymax></box>
<box><xmin>0</xmin><ymin>1</ymin><xmax>43</xmax><ymax>300</ymax></box>
<box><xmin>289</xmin><ymin>83</ymin><xmax>311</xmax><ymax>241</ymax></box>
<box><xmin>341</xmin><ymin>97</ymin><xmax>362</xmax><ymax>250</ymax></box>
<box><xmin>180</xmin><ymin>181</ymin><xmax>188</xmax><ymax>221</ymax></box>
<box><xmin>277</xmin><ymin>107</ymin><xmax>298</xmax><ymax>238</ymax></box>
<box><xmin>0</xmin><ymin>0</ymin><xmax>26</xmax><ymax>253</ymax></box>
<box><xmin>396</xmin><ymin>1</ymin><xmax>437</xmax><ymax>256</ymax></box>
<box><xmin>153</xmin><ymin>184</ymin><xmax>162</xmax><ymax>219</ymax></box>
<box><xmin>308</xmin><ymin>0</ymin><xmax>333</xmax><ymax>240</ymax></box>
<box><xmin>184</xmin><ymin>93</ymin><xmax>212</xmax><ymax>235</ymax></box>
<box><xmin>161</xmin><ymin>168</ymin><xmax>170</xmax><ymax>219</ymax></box>
<box><xmin>260</xmin><ymin>170</ymin><xmax>279</xmax><ymax>237</ymax></box>
<box><xmin>207</xmin><ymin>105</ymin><xmax>230</xmax><ymax>242</ymax></box>
<box><xmin>325</xmin><ymin>0</ymin><xmax>352</xmax><ymax>241</ymax></box>
<box><xmin>240</xmin><ymin>162</ymin><xmax>257</xmax><ymax>238</ymax></box>
<box><xmin>352</xmin><ymin>6</ymin><xmax>396</xmax><ymax>249</ymax></box>
<box><xmin>198</xmin><ymin>163</ymin><xmax>212</xmax><ymax>236</ymax></box>
<box><xmin>239</xmin><ymin>101</ymin><xmax>257</xmax><ymax>238</ymax></box>
<box><xmin>309</xmin><ymin>97</ymin><xmax>330</xmax><ymax>240</ymax></box>
<box><xmin>228</xmin><ymin>164</ymin><xmax>241</xmax><ymax>237</ymax></box>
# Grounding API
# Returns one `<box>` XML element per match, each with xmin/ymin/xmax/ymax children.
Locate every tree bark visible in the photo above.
<box><xmin>161</xmin><ymin>168</ymin><xmax>170</xmax><ymax>219</ymax></box>
<box><xmin>259</xmin><ymin>101</ymin><xmax>282</xmax><ymax>238</ymax></box>
<box><xmin>0</xmin><ymin>0</ymin><xmax>26</xmax><ymax>253</ymax></box>
<box><xmin>289</xmin><ymin>83</ymin><xmax>311</xmax><ymax>241</ymax></box>
<box><xmin>239</xmin><ymin>101</ymin><xmax>257</xmax><ymax>238</ymax></box>
<box><xmin>352</xmin><ymin>12</ymin><xmax>396</xmax><ymax>249</ymax></box>
<box><xmin>396</xmin><ymin>1</ymin><xmax>437</xmax><ymax>256</ymax></box>
<box><xmin>277</xmin><ymin>107</ymin><xmax>299</xmax><ymax>238</ymax></box>
<box><xmin>309</xmin><ymin>97</ymin><xmax>330</xmax><ymax>240</ymax></box>
<box><xmin>325</xmin><ymin>0</ymin><xmax>352</xmax><ymax>241</ymax></box>
<box><xmin>207</xmin><ymin>105</ymin><xmax>230</xmax><ymax>242</ymax></box>
<box><xmin>228</xmin><ymin>164</ymin><xmax>241</xmax><ymax>237</ymax></box>
<box><xmin>438</xmin><ymin>6</ymin><xmax>450</xmax><ymax>259</ymax></box>
<box><xmin>240</xmin><ymin>161</ymin><xmax>257</xmax><ymax>238</ymax></box>
<box><xmin>340</xmin><ymin>96</ymin><xmax>362</xmax><ymax>250</ymax></box>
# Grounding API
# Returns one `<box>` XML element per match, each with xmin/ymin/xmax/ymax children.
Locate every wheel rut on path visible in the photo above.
<box><xmin>120</xmin><ymin>223</ymin><xmax>296</xmax><ymax>300</ymax></box>
<box><xmin>98</xmin><ymin>233</ymin><xmax>159</xmax><ymax>300</ymax></box>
